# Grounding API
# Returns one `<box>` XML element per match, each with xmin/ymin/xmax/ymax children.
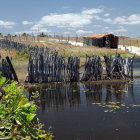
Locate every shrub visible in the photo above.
<box><xmin>19</xmin><ymin>51</ymin><xmax>25</xmax><ymax>56</ymax></box>
<box><xmin>0</xmin><ymin>74</ymin><xmax>53</xmax><ymax>140</ymax></box>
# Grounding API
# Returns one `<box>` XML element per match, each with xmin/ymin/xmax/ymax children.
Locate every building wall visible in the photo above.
<box><xmin>83</xmin><ymin>38</ymin><xmax>88</xmax><ymax>46</ymax></box>
<box><xmin>83</xmin><ymin>35</ymin><xmax>118</xmax><ymax>48</ymax></box>
<box><xmin>88</xmin><ymin>38</ymin><xmax>93</xmax><ymax>46</ymax></box>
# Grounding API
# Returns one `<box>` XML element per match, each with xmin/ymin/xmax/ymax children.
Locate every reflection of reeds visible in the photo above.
<box><xmin>27</xmin><ymin>80</ymin><xmax>135</xmax><ymax>112</ymax></box>
<box><xmin>28</xmin><ymin>83</ymin><xmax>81</xmax><ymax>112</ymax></box>
<box><xmin>84</xmin><ymin>84</ymin><xmax>102</xmax><ymax>104</ymax></box>
<box><xmin>83</xmin><ymin>82</ymin><xmax>134</xmax><ymax>105</ymax></box>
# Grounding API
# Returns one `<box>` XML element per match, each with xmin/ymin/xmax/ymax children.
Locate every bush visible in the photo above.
<box><xmin>19</xmin><ymin>51</ymin><xmax>25</xmax><ymax>56</ymax></box>
<box><xmin>16</xmin><ymin>51</ymin><xmax>20</xmax><ymax>55</ymax></box>
<box><xmin>23</xmin><ymin>53</ymin><xmax>29</xmax><ymax>58</ymax></box>
<box><xmin>0</xmin><ymin>74</ymin><xmax>53</xmax><ymax>140</ymax></box>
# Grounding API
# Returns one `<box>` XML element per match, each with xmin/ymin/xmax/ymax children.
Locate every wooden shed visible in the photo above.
<box><xmin>83</xmin><ymin>33</ymin><xmax>118</xmax><ymax>49</ymax></box>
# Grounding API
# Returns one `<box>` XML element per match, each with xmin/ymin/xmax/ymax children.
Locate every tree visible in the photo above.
<box><xmin>7</xmin><ymin>33</ymin><xmax>11</xmax><ymax>37</ymax></box>
<box><xmin>0</xmin><ymin>33</ymin><xmax>3</xmax><ymax>37</ymax></box>
<box><xmin>39</xmin><ymin>32</ymin><xmax>46</xmax><ymax>37</ymax></box>
<box><xmin>22</xmin><ymin>32</ymin><xmax>27</xmax><ymax>36</ymax></box>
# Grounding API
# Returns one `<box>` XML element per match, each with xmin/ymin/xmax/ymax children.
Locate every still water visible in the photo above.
<box><xmin>28</xmin><ymin>58</ymin><xmax>140</xmax><ymax>140</ymax></box>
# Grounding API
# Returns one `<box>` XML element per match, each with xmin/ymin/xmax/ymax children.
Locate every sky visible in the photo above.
<box><xmin>0</xmin><ymin>0</ymin><xmax>140</xmax><ymax>37</ymax></box>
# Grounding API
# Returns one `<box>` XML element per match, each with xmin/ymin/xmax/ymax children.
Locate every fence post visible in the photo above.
<box><xmin>6</xmin><ymin>56</ymin><xmax>19</xmax><ymax>82</ymax></box>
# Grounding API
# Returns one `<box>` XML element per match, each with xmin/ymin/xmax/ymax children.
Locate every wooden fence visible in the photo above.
<box><xmin>106</xmin><ymin>52</ymin><xmax>134</xmax><ymax>79</ymax></box>
<box><xmin>81</xmin><ymin>52</ymin><xmax>134</xmax><ymax>81</ymax></box>
<box><xmin>81</xmin><ymin>55</ymin><xmax>102</xmax><ymax>81</ymax></box>
<box><xmin>25</xmin><ymin>53</ymin><xmax>80</xmax><ymax>83</ymax></box>
<box><xmin>25</xmin><ymin>51</ymin><xmax>134</xmax><ymax>83</ymax></box>
<box><xmin>0</xmin><ymin>39</ymin><xmax>47</xmax><ymax>56</ymax></box>
<box><xmin>0</xmin><ymin>39</ymin><xmax>134</xmax><ymax>83</ymax></box>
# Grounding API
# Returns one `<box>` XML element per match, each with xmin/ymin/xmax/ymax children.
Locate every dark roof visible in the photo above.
<box><xmin>83</xmin><ymin>33</ymin><xmax>115</xmax><ymax>39</ymax></box>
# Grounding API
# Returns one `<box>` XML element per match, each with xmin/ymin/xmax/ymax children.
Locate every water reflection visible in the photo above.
<box><xmin>83</xmin><ymin>84</ymin><xmax>102</xmax><ymax>104</ymax></box>
<box><xmin>26</xmin><ymin>59</ymin><xmax>140</xmax><ymax>140</ymax></box>
<box><xmin>28</xmin><ymin>81</ymin><xmax>135</xmax><ymax>112</ymax></box>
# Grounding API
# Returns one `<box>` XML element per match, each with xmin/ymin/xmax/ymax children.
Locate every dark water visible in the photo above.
<box><xmin>133</xmin><ymin>58</ymin><xmax>140</xmax><ymax>76</ymax></box>
<box><xmin>28</xmin><ymin>58</ymin><xmax>140</xmax><ymax>140</ymax></box>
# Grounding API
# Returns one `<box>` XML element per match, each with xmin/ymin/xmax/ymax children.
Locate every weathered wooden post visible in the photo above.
<box><xmin>28</xmin><ymin>57</ymin><xmax>34</xmax><ymax>83</ymax></box>
<box><xmin>39</xmin><ymin>53</ymin><xmax>44</xmax><ymax>83</ymax></box>
<box><xmin>130</xmin><ymin>57</ymin><xmax>134</xmax><ymax>79</ymax></box>
<box><xmin>6</xmin><ymin>56</ymin><xmax>19</xmax><ymax>82</ymax></box>
<box><xmin>104</xmin><ymin>55</ymin><xmax>112</xmax><ymax>79</ymax></box>
<box><xmin>34</xmin><ymin>57</ymin><xmax>39</xmax><ymax>83</ymax></box>
<box><xmin>18</xmin><ymin>35</ymin><xmax>21</xmax><ymax>43</ymax></box>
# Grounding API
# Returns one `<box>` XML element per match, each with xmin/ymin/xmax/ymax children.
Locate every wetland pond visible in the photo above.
<box><xmin>27</xmin><ymin>58</ymin><xmax>140</xmax><ymax>140</ymax></box>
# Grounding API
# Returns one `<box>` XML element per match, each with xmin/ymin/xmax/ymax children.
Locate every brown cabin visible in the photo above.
<box><xmin>83</xmin><ymin>33</ymin><xmax>118</xmax><ymax>49</ymax></box>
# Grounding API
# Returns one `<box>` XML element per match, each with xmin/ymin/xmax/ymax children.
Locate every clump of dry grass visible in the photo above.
<box><xmin>0</xmin><ymin>48</ymin><xmax>17</xmax><ymax>58</ymax></box>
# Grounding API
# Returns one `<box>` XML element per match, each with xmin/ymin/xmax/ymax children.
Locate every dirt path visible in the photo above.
<box><xmin>118</xmin><ymin>45</ymin><xmax>140</xmax><ymax>56</ymax></box>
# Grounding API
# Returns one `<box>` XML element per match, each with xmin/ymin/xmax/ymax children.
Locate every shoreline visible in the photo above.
<box><xmin>23</xmin><ymin>77</ymin><xmax>140</xmax><ymax>88</ymax></box>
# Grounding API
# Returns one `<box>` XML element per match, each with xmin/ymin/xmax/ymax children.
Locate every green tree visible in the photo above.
<box><xmin>0</xmin><ymin>33</ymin><xmax>3</xmax><ymax>37</ymax></box>
<box><xmin>39</xmin><ymin>32</ymin><xmax>46</xmax><ymax>37</ymax></box>
<box><xmin>22</xmin><ymin>33</ymin><xmax>27</xmax><ymax>36</ymax></box>
<box><xmin>7</xmin><ymin>33</ymin><xmax>11</xmax><ymax>37</ymax></box>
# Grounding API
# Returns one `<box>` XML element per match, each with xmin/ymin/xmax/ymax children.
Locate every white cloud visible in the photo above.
<box><xmin>82</xmin><ymin>8</ymin><xmax>103</xmax><ymax>15</ymax></box>
<box><xmin>76</xmin><ymin>29</ymin><xmax>93</xmax><ymax>35</ymax></box>
<box><xmin>29</xmin><ymin>8</ymin><xmax>140</xmax><ymax>37</ymax></box>
<box><xmin>63</xmin><ymin>32</ymin><xmax>70</xmax><ymax>35</ymax></box>
<box><xmin>38</xmin><ymin>28</ymin><xmax>51</xmax><ymax>33</ymax></box>
<box><xmin>113</xmin><ymin>26</ymin><xmax>127</xmax><ymax>32</ymax></box>
<box><xmin>103</xmin><ymin>18</ymin><xmax>112</xmax><ymax>23</ymax></box>
<box><xmin>93</xmin><ymin>25</ymin><xmax>102</xmax><ymax>28</ymax></box>
<box><xmin>15</xmin><ymin>28</ymin><xmax>51</xmax><ymax>35</ymax></box>
<box><xmin>102</xmin><ymin>26</ymin><xmax>127</xmax><ymax>33</ymax></box>
<box><xmin>103</xmin><ymin>14</ymin><xmax>140</xmax><ymax>25</ymax></box>
<box><xmin>31</xmin><ymin>13</ymin><xmax>93</xmax><ymax>29</ymax></box>
<box><xmin>0</xmin><ymin>20</ymin><xmax>16</xmax><ymax>28</ymax></box>
<box><xmin>125</xmin><ymin>14</ymin><xmax>140</xmax><ymax>24</ymax></box>
<box><xmin>30</xmin><ymin>24</ymin><xmax>43</xmax><ymax>30</ymax></box>
<box><xmin>62</xmin><ymin>6</ymin><xmax>69</xmax><ymax>9</ymax></box>
<box><xmin>104</xmin><ymin>13</ymin><xmax>110</xmax><ymax>17</ymax></box>
<box><xmin>31</xmin><ymin>8</ymin><xmax>104</xmax><ymax>30</ymax></box>
<box><xmin>104</xmin><ymin>27</ymin><xmax>110</xmax><ymax>29</ymax></box>
<box><xmin>14</xmin><ymin>31</ymin><xmax>36</xmax><ymax>35</ymax></box>
<box><xmin>22</xmin><ymin>21</ymin><xmax>33</xmax><ymax>25</ymax></box>
<box><xmin>92</xmin><ymin>15</ymin><xmax>102</xmax><ymax>20</ymax></box>
<box><xmin>82</xmin><ymin>12</ymin><xmax>140</xmax><ymax>25</ymax></box>
<box><xmin>112</xmin><ymin>16</ymin><xmax>126</xmax><ymax>24</ymax></box>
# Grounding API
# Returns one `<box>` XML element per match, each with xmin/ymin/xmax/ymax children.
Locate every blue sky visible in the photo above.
<box><xmin>0</xmin><ymin>0</ymin><xmax>140</xmax><ymax>37</ymax></box>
